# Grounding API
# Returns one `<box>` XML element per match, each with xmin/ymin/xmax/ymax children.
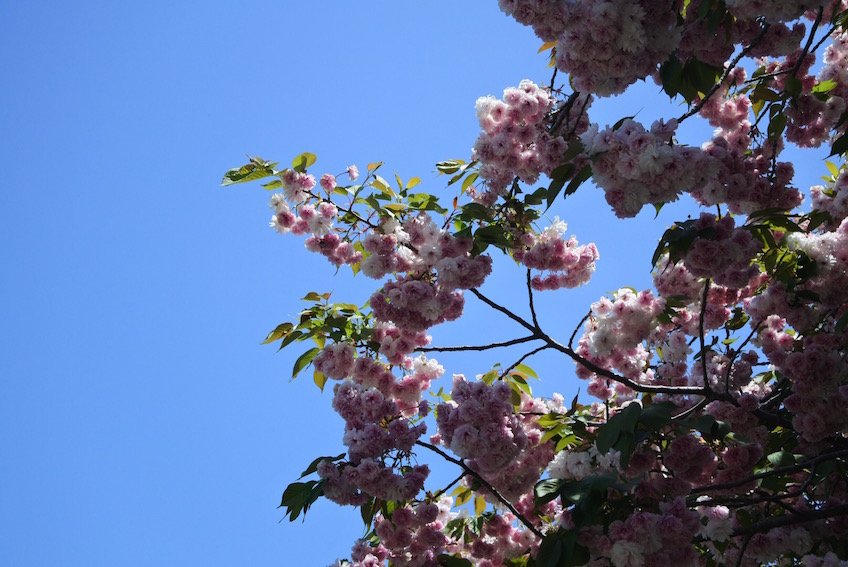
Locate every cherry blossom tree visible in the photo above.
<box><xmin>225</xmin><ymin>1</ymin><xmax>848</xmax><ymax>565</ymax></box>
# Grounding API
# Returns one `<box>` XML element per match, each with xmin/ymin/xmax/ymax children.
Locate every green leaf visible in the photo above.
<box><xmin>514</xmin><ymin>363</ymin><xmax>538</xmax><ymax>379</ymax></box>
<box><xmin>299</xmin><ymin>453</ymin><xmax>346</xmax><ymax>478</ymax></box>
<box><xmin>436</xmin><ymin>159</ymin><xmax>465</xmax><ymax>175</ymax></box>
<box><xmin>475</xmin><ymin>225</ymin><xmax>509</xmax><ymax>247</ymax></box>
<box><xmin>280</xmin><ymin>479</ymin><xmax>323</xmax><ymax>521</ymax></box>
<box><xmin>534</xmin><ymin>478</ymin><xmax>563</xmax><ymax>505</ymax></box>
<box><xmin>372</xmin><ymin>175</ymin><xmax>392</xmax><ymax>193</ymax></box>
<box><xmin>767</xmin><ymin>450</ymin><xmax>796</xmax><ymax>468</ymax></box>
<box><xmin>291</xmin><ymin>152</ymin><xmax>317</xmax><ymax>173</ymax></box>
<box><xmin>784</xmin><ymin>76</ymin><xmax>802</xmax><ymax>99</ymax></box>
<box><xmin>313</xmin><ymin>370</ymin><xmax>328</xmax><ymax>392</ymax></box>
<box><xmin>830</xmin><ymin>131</ymin><xmax>848</xmax><ymax>157</ymax></box>
<box><xmin>660</xmin><ymin>54</ymin><xmax>682</xmax><ymax>97</ymax></box>
<box><xmin>768</xmin><ymin>111</ymin><xmax>787</xmax><ymax>141</ymax></box>
<box><xmin>535</xmin><ymin>534</ymin><xmax>563</xmax><ymax>567</ymax></box>
<box><xmin>546</xmin><ymin>163</ymin><xmax>575</xmax><ymax>210</ymax></box>
<box><xmin>564</xmin><ymin>164</ymin><xmax>592</xmax><ymax>198</ymax></box>
<box><xmin>461</xmin><ymin>172</ymin><xmax>479</xmax><ymax>192</ymax></box>
<box><xmin>638</xmin><ymin>402</ymin><xmax>673</xmax><ymax>431</ymax></box>
<box><xmin>812</xmin><ymin>79</ymin><xmax>838</xmax><ymax>96</ymax></box>
<box><xmin>222</xmin><ymin>159</ymin><xmax>276</xmax><ymax>186</ymax></box>
<box><xmin>596</xmin><ymin>403</ymin><xmax>641</xmax><ymax>454</ymax></box>
<box><xmin>262</xmin><ymin>322</ymin><xmax>293</xmax><ymax>344</ymax></box>
<box><xmin>293</xmin><ymin>347</ymin><xmax>321</xmax><ymax>379</ymax></box>
<box><xmin>262</xmin><ymin>179</ymin><xmax>283</xmax><ymax>190</ymax></box>
<box><xmin>406</xmin><ymin>176</ymin><xmax>421</xmax><ymax>189</ymax></box>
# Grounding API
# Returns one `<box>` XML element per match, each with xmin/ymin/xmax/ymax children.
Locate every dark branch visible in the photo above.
<box><xmin>417</xmin><ymin>335</ymin><xmax>538</xmax><ymax>353</ymax></box>
<box><xmin>415</xmin><ymin>440</ymin><xmax>545</xmax><ymax>539</ymax></box>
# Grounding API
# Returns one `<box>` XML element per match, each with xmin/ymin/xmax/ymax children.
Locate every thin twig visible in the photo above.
<box><xmin>526</xmin><ymin>270</ymin><xmax>540</xmax><ymax>330</ymax></box>
<box><xmin>678</xmin><ymin>23</ymin><xmax>772</xmax><ymax>123</ymax></box>
<box><xmin>415</xmin><ymin>440</ymin><xmax>545</xmax><ymax>539</ymax></box>
<box><xmin>417</xmin><ymin>335</ymin><xmax>538</xmax><ymax>353</ymax></box>
<box><xmin>502</xmin><ymin>345</ymin><xmax>550</xmax><ymax>377</ymax></box>
<box><xmin>689</xmin><ymin>449</ymin><xmax>848</xmax><ymax>495</ymax></box>
<box><xmin>429</xmin><ymin>472</ymin><xmax>466</xmax><ymax>501</ymax></box>
<box><xmin>699</xmin><ymin>278</ymin><xmax>712</xmax><ymax>391</ymax></box>
<box><xmin>790</xmin><ymin>7</ymin><xmax>824</xmax><ymax>78</ymax></box>
<box><xmin>731</xmin><ymin>503</ymin><xmax>848</xmax><ymax>537</ymax></box>
<box><xmin>470</xmin><ymin>288</ymin><xmax>538</xmax><ymax>334</ymax></box>
<box><xmin>569</xmin><ymin>311</ymin><xmax>592</xmax><ymax>349</ymax></box>
<box><xmin>734</xmin><ymin>533</ymin><xmax>753</xmax><ymax>567</ymax></box>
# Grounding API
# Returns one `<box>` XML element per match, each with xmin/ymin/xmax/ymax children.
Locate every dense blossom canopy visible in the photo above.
<box><xmin>226</xmin><ymin>1</ymin><xmax>848</xmax><ymax>565</ymax></box>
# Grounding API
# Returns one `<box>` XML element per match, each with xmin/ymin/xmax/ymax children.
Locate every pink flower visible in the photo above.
<box><xmin>320</xmin><ymin>173</ymin><xmax>337</xmax><ymax>192</ymax></box>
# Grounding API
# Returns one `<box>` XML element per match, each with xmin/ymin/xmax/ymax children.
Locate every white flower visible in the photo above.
<box><xmin>610</xmin><ymin>540</ymin><xmax>644</xmax><ymax>567</ymax></box>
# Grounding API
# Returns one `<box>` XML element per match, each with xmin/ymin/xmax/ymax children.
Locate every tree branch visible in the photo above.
<box><xmin>415</xmin><ymin>440</ymin><xmax>545</xmax><ymax>539</ymax></box>
<box><xmin>678</xmin><ymin>23</ymin><xmax>772</xmax><ymax>123</ymax></box>
<box><xmin>417</xmin><ymin>335</ymin><xmax>538</xmax><ymax>353</ymax></box>
<box><xmin>731</xmin><ymin>503</ymin><xmax>848</xmax><ymax>537</ymax></box>
<box><xmin>526</xmin><ymin>270</ymin><xmax>540</xmax><ymax>330</ymax></box>
<box><xmin>689</xmin><ymin>449</ymin><xmax>848</xmax><ymax>495</ymax></box>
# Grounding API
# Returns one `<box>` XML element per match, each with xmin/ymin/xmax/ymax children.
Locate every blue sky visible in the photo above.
<box><xmin>0</xmin><ymin>2</ymin><xmax>831</xmax><ymax>566</ymax></box>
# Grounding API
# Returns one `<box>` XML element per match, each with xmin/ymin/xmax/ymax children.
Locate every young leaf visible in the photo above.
<box><xmin>313</xmin><ymin>369</ymin><xmax>328</xmax><ymax>392</ymax></box>
<box><xmin>293</xmin><ymin>347</ymin><xmax>321</xmax><ymax>379</ymax></box>
<box><xmin>291</xmin><ymin>152</ymin><xmax>317</xmax><ymax>173</ymax></box>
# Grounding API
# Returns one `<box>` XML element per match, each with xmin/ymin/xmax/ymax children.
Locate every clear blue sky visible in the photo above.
<box><xmin>0</xmin><ymin>2</ymin><xmax>829</xmax><ymax>566</ymax></box>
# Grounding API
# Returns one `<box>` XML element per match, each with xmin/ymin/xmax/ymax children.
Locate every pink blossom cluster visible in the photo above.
<box><xmin>370</xmin><ymin>498</ymin><xmax>453</xmax><ymax>567</ymax></box>
<box><xmin>734</xmin><ymin>525</ymin><xmax>817</xmax><ymax>565</ymax></box>
<box><xmin>581</xmin><ymin>118</ymin><xmax>709</xmax><ymax>218</ymax></box>
<box><xmin>471</xmin><ymin>80</ymin><xmax>577</xmax><ymax>199</ymax></box>
<box><xmin>502</xmin><ymin>0</ymin><xmax>680</xmax><ymax>97</ymax></box>
<box><xmin>652</xmin><ymin>254</ymin><xmax>703</xmax><ymax>299</ymax></box>
<box><xmin>318</xmin><ymin>456</ymin><xmax>429</xmax><ymax>506</ymax></box>
<box><xmin>270</xmin><ymin>193</ymin><xmax>363</xmax><ymax>267</ymax></box>
<box><xmin>392</xmin><ymin>355</ymin><xmax>445</xmax><ymax>409</ymax></box>
<box><xmin>552</xmin><ymin>0</ymin><xmax>680</xmax><ymax>96</ymax></box>
<box><xmin>281</xmin><ymin>168</ymin><xmax>316</xmax><ymax>204</ymax></box>
<box><xmin>331</xmin><ymin>381</ymin><xmax>423</xmax><ymax>456</ymax></box>
<box><xmin>370</xmin><ymin>275</ymin><xmax>465</xmax><ymax>334</ymax></box>
<box><xmin>699</xmin><ymin>134</ymin><xmax>802</xmax><ymax>215</ymax></box>
<box><xmin>680</xmin><ymin>213</ymin><xmax>762</xmax><ymax>289</ymax></box>
<box><xmin>496</xmin><ymin>0</ymin><xmax>570</xmax><ymax>42</ymax></box>
<box><xmin>464</xmin><ymin>511</ymin><xmax>540</xmax><ymax>566</ymax></box>
<box><xmin>359</xmin><ymin>229</ymin><xmax>414</xmax><ymax>280</ymax></box>
<box><xmin>473</xmin><ymin>395</ymin><xmax>555</xmax><ymax>502</ymax></box>
<box><xmin>320</xmin><ymin>381</ymin><xmax>429</xmax><ymax>503</ymax></box>
<box><xmin>402</xmin><ymin>214</ymin><xmax>493</xmax><ymax>290</ymax></box>
<box><xmin>781</xmin><ymin>32</ymin><xmax>848</xmax><ymax>148</ymax></box>
<box><xmin>664</xmin><ymin>434</ymin><xmax>718</xmax><ymax>484</ymax></box>
<box><xmin>578</xmin><ymin>498</ymin><xmax>702</xmax><ymax>565</ymax></box>
<box><xmin>675</xmin><ymin>1</ymin><xmax>806</xmax><ymax>65</ymax></box>
<box><xmin>725</xmin><ymin>0</ymin><xmax>828</xmax><ymax>22</ymax></box>
<box><xmin>435</xmin><ymin>375</ymin><xmax>528</xmax><ymax>474</ymax></box>
<box><xmin>747</xmin><ymin>286</ymin><xmax>820</xmax><ymax>333</ymax></box>
<box><xmin>313</xmin><ymin>341</ymin><xmax>356</xmax><ymax>380</ymax></box>
<box><xmin>779</xmin><ymin>333</ymin><xmax>848</xmax><ymax>443</ymax></box>
<box><xmin>697</xmin><ymin>70</ymin><xmax>752</xmax><ymax>161</ymax></box>
<box><xmin>513</xmin><ymin>219</ymin><xmax>599</xmax><ymax>291</ymax></box>
<box><xmin>811</xmin><ymin>167</ymin><xmax>848</xmax><ymax>225</ymax></box>
<box><xmin>711</xmin><ymin>442</ymin><xmax>765</xmax><ymax>492</ymax></box>
<box><xmin>373</xmin><ymin>322</ymin><xmax>431</xmax><ymax>366</ymax></box>
<box><xmin>582</xmin><ymin>288</ymin><xmax>665</xmax><ymax>357</ymax></box>
<box><xmin>653</xmin><ymin>330</ymin><xmax>694</xmax><ymax>390</ymax></box>
<box><xmin>360</xmin><ymin>214</ymin><xmax>492</xmax><ymax>291</ymax></box>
